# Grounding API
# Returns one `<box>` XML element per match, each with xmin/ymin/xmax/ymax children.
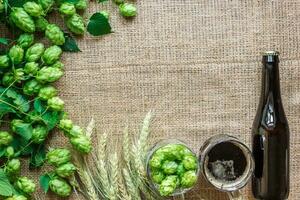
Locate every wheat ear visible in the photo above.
<box><xmin>139</xmin><ymin>111</ymin><xmax>152</xmax><ymax>155</ymax></box>
<box><xmin>123</xmin><ymin>168</ymin><xmax>141</xmax><ymax>200</ymax></box>
<box><xmin>123</xmin><ymin>126</ymin><xmax>131</xmax><ymax>169</ymax></box>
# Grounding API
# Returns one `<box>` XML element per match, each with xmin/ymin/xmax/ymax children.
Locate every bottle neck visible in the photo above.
<box><xmin>260</xmin><ymin>55</ymin><xmax>281</xmax><ymax>102</ymax></box>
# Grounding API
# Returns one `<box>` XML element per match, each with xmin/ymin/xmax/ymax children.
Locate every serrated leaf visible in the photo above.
<box><xmin>0</xmin><ymin>38</ymin><xmax>9</xmax><ymax>45</ymax></box>
<box><xmin>0</xmin><ymin>169</ymin><xmax>15</xmax><ymax>197</ymax></box>
<box><xmin>41</xmin><ymin>110</ymin><xmax>61</xmax><ymax>131</ymax></box>
<box><xmin>39</xmin><ymin>174</ymin><xmax>51</xmax><ymax>193</ymax></box>
<box><xmin>5</xmin><ymin>88</ymin><xmax>30</xmax><ymax>113</ymax></box>
<box><xmin>87</xmin><ymin>12</ymin><xmax>112</xmax><ymax>36</ymax></box>
<box><xmin>7</xmin><ymin>0</ymin><xmax>27</xmax><ymax>7</ymax></box>
<box><xmin>62</xmin><ymin>33</ymin><xmax>81</xmax><ymax>52</ymax></box>
<box><xmin>34</xmin><ymin>99</ymin><xmax>46</xmax><ymax>113</ymax></box>
<box><xmin>60</xmin><ymin>0</ymin><xmax>79</xmax><ymax>4</ymax></box>
<box><xmin>11</xmin><ymin>137</ymin><xmax>33</xmax><ymax>156</ymax></box>
<box><xmin>30</xmin><ymin>144</ymin><xmax>46</xmax><ymax>169</ymax></box>
<box><xmin>97</xmin><ymin>0</ymin><xmax>108</xmax><ymax>2</ymax></box>
<box><xmin>0</xmin><ymin>147</ymin><xmax>6</xmax><ymax>157</ymax></box>
<box><xmin>14</xmin><ymin>122</ymin><xmax>33</xmax><ymax>141</ymax></box>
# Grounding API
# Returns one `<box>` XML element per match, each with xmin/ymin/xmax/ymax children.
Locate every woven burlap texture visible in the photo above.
<box><xmin>1</xmin><ymin>0</ymin><xmax>300</xmax><ymax>199</ymax></box>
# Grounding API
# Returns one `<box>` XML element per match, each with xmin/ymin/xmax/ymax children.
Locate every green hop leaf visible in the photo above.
<box><xmin>38</xmin><ymin>0</ymin><xmax>54</xmax><ymax>13</ymax></box>
<box><xmin>39</xmin><ymin>174</ymin><xmax>51</xmax><ymax>193</ymax></box>
<box><xmin>70</xmin><ymin>134</ymin><xmax>92</xmax><ymax>153</ymax></box>
<box><xmin>11</xmin><ymin>120</ymin><xmax>33</xmax><ymax>141</ymax></box>
<box><xmin>55</xmin><ymin>162</ymin><xmax>76</xmax><ymax>178</ymax></box>
<box><xmin>24</xmin><ymin>62</ymin><xmax>39</xmax><ymax>75</ymax></box>
<box><xmin>180</xmin><ymin>171</ymin><xmax>197</xmax><ymax>188</ymax></box>
<box><xmin>0</xmin><ymin>38</ymin><xmax>9</xmax><ymax>45</ymax></box>
<box><xmin>0</xmin><ymin>131</ymin><xmax>13</xmax><ymax>146</ymax></box>
<box><xmin>113</xmin><ymin>0</ymin><xmax>124</xmax><ymax>5</ymax></box>
<box><xmin>17</xmin><ymin>34</ymin><xmax>34</xmax><ymax>49</ymax></box>
<box><xmin>10</xmin><ymin>7</ymin><xmax>35</xmax><ymax>33</ymax></box>
<box><xmin>162</xmin><ymin>160</ymin><xmax>178</xmax><ymax>175</ymax></box>
<box><xmin>87</xmin><ymin>12</ymin><xmax>112</xmax><ymax>36</ymax></box>
<box><xmin>8</xmin><ymin>45</ymin><xmax>24</xmax><ymax>65</ymax></box>
<box><xmin>16</xmin><ymin>176</ymin><xmax>36</xmax><ymax>194</ymax></box>
<box><xmin>49</xmin><ymin>178</ymin><xmax>72</xmax><ymax>197</ymax></box>
<box><xmin>32</xmin><ymin>124</ymin><xmax>48</xmax><ymax>144</ymax></box>
<box><xmin>23</xmin><ymin>79</ymin><xmax>42</xmax><ymax>96</ymax></box>
<box><xmin>66</xmin><ymin>14</ymin><xmax>85</xmax><ymax>35</ymax></box>
<box><xmin>159</xmin><ymin>175</ymin><xmax>177</xmax><ymax>196</ymax></box>
<box><xmin>0</xmin><ymin>169</ymin><xmax>15</xmax><ymax>197</ymax></box>
<box><xmin>35</xmin><ymin>17</ymin><xmax>49</xmax><ymax>32</ymax></box>
<box><xmin>5</xmin><ymin>88</ymin><xmax>30</xmax><ymax>112</ymax></box>
<box><xmin>25</xmin><ymin>43</ymin><xmax>45</xmax><ymax>62</ymax></box>
<box><xmin>0</xmin><ymin>55</ymin><xmax>10</xmax><ymax>68</ymax></box>
<box><xmin>59</xmin><ymin>2</ymin><xmax>75</xmax><ymax>16</ymax></box>
<box><xmin>45</xmin><ymin>24</ymin><xmax>65</xmax><ymax>46</ymax></box>
<box><xmin>42</xmin><ymin>45</ymin><xmax>62</xmax><ymax>65</ymax></box>
<box><xmin>47</xmin><ymin>96</ymin><xmax>64</xmax><ymax>111</ymax></box>
<box><xmin>38</xmin><ymin>85</ymin><xmax>57</xmax><ymax>100</ymax></box>
<box><xmin>46</xmin><ymin>148</ymin><xmax>71</xmax><ymax>166</ymax></box>
<box><xmin>23</xmin><ymin>1</ymin><xmax>44</xmax><ymax>17</ymax></box>
<box><xmin>5</xmin><ymin>158</ymin><xmax>21</xmax><ymax>178</ymax></box>
<box><xmin>36</xmin><ymin>67</ymin><xmax>63</xmax><ymax>83</ymax></box>
<box><xmin>119</xmin><ymin>3</ymin><xmax>137</xmax><ymax>18</ymax></box>
<box><xmin>75</xmin><ymin>0</ymin><xmax>87</xmax><ymax>10</ymax></box>
<box><xmin>62</xmin><ymin>33</ymin><xmax>80</xmax><ymax>52</ymax></box>
<box><xmin>29</xmin><ymin>143</ymin><xmax>46</xmax><ymax>168</ymax></box>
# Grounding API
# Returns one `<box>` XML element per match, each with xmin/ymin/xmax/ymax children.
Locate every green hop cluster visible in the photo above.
<box><xmin>35</xmin><ymin>17</ymin><xmax>49</xmax><ymax>32</ymax></box>
<box><xmin>47</xmin><ymin>96</ymin><xmax>64</xmax><ymax>111</ymax></box>
<box><xmin>0</xmin><ymin>0</ymin><xmax>4</xmax><ymax>13</ymax></box>
<box><xmin>51</xmin><ymin>61</ymin><xmax>64</xmax><ymax>69</ymax></box>
<box><xmin>16</xmin><ymin>177</ymin><xmax>36</xmax><ymax>194</ymax></box>
<box><xmin>38</xmin><ymin>85</ymin><xmax>57</xmax><ymax>100</ymax></box>
<box><xmin>25</xmin><ymin>43</ymin><xmax>45</xmax><ymax>62</ymax></box>
<box><xmin>59</xmin><ymin>3</ymin><xmax>76</xmax><ymax>16</ymax></box>
<box><xmin>149</xmin><ymin>143</ymin><xmax>198</xmax><ymax>196</ymax></box>
<box><xmin>23</xmin><ymin>79</ymin><xmax>42</xmax><ymax>95</ymax></box>
<box><xmin>9</xmin><ymin>45</ymin><xmax>24</xmax><ymax>65</ymax></box>
<box><xmin>5</xmin><ymin>195</ymin><xmax>28</xmax><ymax>200</ymax></box>
<box><xmin>5</xmin><ymin>146</ymin><xmax>15</xmax><ymax>158</ymax></box>
<box><xmin>66</xmin><ymin>14</ymin><xmax>85</xmax><ymax>35</ymax></box>
<box><xmin>58</xmin><ymin>118</ymin><xmax>92</xmax><ymax>153</ymax></box>
<box><xmin>0</xmin><ymin>55</ymin><xmax>10</xmax><ymax>68</ymax></box>
<box><xmin>2</xmin><ymin>68</ymin><xmax>25</xmax><ymax>85</ymax></box>
<box><xmin>46</xmin><ymin>148</ymin><xmax>71</xmax><ymax>166</ymax></box>
<box><xmin>45</xmin><ymin>24</ymin><xmax>65</xmax><ymax>45</ymax></box>
<box><xmin>75</xmin><ymin>0</ymin><xmax>88</xmax><ymax>10</ymax></box>
<box><xmin>32</xmin><ymin>124</ymin><xmax>48</xmax><ymax>143</ymax></box>
<box><xmin>55</xmin><ymin>162</ymin><xmax>76</xmax><ymax>178</ymax></box>
<box><xmin>5</xmin><ymin>159</ymin><xmax>21</xmax><ymax>178</ymax></box>
<box><xmin>17</xmin><ymin>34</ymin><xmax>34</xmax><ymax>49</ymax></box>
<box><xmin>36</xmin><ymin>67</ymin><xmax>63</xmax><ymax>83</ymax></box>
<box><xmin>38</xmin><ymin>0</ymin><xmax>55</xmax><ymax>13</ymax></box>
<box><xmin>119</xmin><ymin>3</ymin><xmax>137</xmax><ymax>17</ymax></box>
<box><xmin>42</xmin><ymin>45</ymin><xmax>62</xmax><ymax>65</ymax></box>
<box><xmin>23</xmin><ymin>1</ymin><xmax>44</xmax><ymax>17</ymax></box>
<box><xmin>24</xmin><ymin>62</ymin><xmax>39</xmax><ymax>75</ymax></box>
<box><xmin>10</xmin><ymin>8</ymin><xmax>35</xmax><ymax>33</ymax></box>
<box><xmin>49</xmin><ymin>178</ymin><xmax>72</xmax><ymax>197</ymax></box>
<box><xmin>0</xmin><ymin>131</ymin><xmax>13</xmax><ymax>146</ymax></box>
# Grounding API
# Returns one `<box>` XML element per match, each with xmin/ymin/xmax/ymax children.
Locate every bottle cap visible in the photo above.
<box><xmin>262</xmin><ymin>51</ymin><xmax>280</xmax><ymax>56</ymax></box>
<box><xmin>262</xmin><ymin>51</ymin><xmax>279</xmax><ymax>63</ymax></box>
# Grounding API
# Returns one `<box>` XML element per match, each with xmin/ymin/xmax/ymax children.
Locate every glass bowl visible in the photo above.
<box><xmin>146</xmin><ymin>139</ymin><xmax>200</xmax><ymax>197</ymax></box>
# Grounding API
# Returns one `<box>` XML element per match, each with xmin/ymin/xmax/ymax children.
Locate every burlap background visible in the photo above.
<box><xmin>1</xmin><ymin>0</ymin><xmax>300</xmax><ymax>199</ymax></box>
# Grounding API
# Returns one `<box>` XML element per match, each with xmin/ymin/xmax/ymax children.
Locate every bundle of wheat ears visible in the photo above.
<box><xmin>72</xmin><ymin>112</ymin><xmax>244</xmax><ymax>200</ymax></box>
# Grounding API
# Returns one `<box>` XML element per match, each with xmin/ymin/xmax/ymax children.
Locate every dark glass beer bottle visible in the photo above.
<box><xmin>252</xmin><ymin>51</ymin><xmax>289</xmax><ymax>200</ymax></box>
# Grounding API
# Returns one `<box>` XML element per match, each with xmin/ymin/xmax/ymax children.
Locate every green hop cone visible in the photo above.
<box><xmin>38</xmin><ymin>85</ymin><xmax>57</xmax><ymax>100</ymax></box>
<box><xmin>5</xmin><ymin>195</ymin><xmax>28</xmax><ymax>200</ymax></box>
<box><xmin>38</xmin><ymin>0</ymin><xmax>54</xmax><ymax>13</ymax></box>
<box><xmin>23</xmin><ymin>79</ymin><xmax>42</xmax><ymax>95</ymax></box>
<box><xmin>75</xmin><ymin>0</ymin><xmax>88</xmax><ymax>10</ymax></box>
<box><xmin>0</xmin><ymin>55</ymin><xmax>10</xmax><ymax>68</ymax></box>
<box><xmin>45</xmin><ymin>24</ymin><xmax>65</xmax><ymax>45</ymax></box>
<box><xmin>36</xmin><ymin>67</ymin><xmax>63</xmax><ymax>83</ymax></box>
<box><xmin>46</xmin><ymin>148</ymin><xmax>71</xmax><ymax>166</ymax></box>
<box><xmin>49</xmin><ymin>178</ymin><xmax>72</xmax><ymax>197</ymax></box>
<box><xmin>5</xmin><ymin>158</ymin><xmax>21</xmax><ymax>177</ymax></box>
<box><xmin>59</xmin><ymin>119</ymin><xmax>73</xmax><ymax>132</ymax></box>
<box><xmin>5</xmin><ymin>146</ymin><xmax>15</xmax><ymax>158</ymax></box>
<box><xmin>42</xmin><ymin>45</ymin><xmax>62</xmax><ymax>65</ymax></box>
<box><xmin>59</xmin><ymin>3</ymin><xmax>76</xmax><ymax>16</ymax></box>
<box><xmin>66</xmin><ymin>14</ymin><xmax>85</xmax><ymax>35</ymax></box>
<box><xmin>159</xmin><ymin>175</ymin><xmax>177</xmax><ymax>196</ymax></box>
<box><xmin>2</xmin><ymin>72</ymin><xmax>14</xmax><ymax>86</ymax></box>
<box><xmin>55</xmin><ymin>162</ymin><xmax>76</xmax><ymax>178</ymax></box>
<box><xmin>25</xmin><ymin>110</ymin><xmax>43</xmax><ymax>123</ymax></box>
<box><xmin>11</xmin><ymin>119</ymin><xmax>23</xmax><ymax>132</ymax></box>
<box><xmin>10</xmin><ymin>7</ymin><xmax>35</xmax><ymax>33</ymax></box>
<box><xmin>0</xmin><ymin>0</ymin><xmax>4</xmax><ymax>13</ymax></box>
<box><xmin>16</xmin><ymin>177</ymin><xmax>36</xmax><ymax>194</ymax></box>
<box><xmin>176</xmin><ymin>163</ymin><xmax>186</xmax><ymax>177</ymax></box>
<box><xmin>119</xmin><ymin>3</ymin><xmax>137</xmax><ymax>18</ymax></box>
<box><xmin>50</xmin><ymin>61</ymin><xmax>64</xmax><ymax>69</ymax></box>
<box><xmin>35</xmin><ymin>17</ymin><xmax>49</xmax><ymax>32</ymax></box>
<box><xmin>24</xmin><ymin>62</ymin><xmax>39</xmax><ymax>75</ymax></box>
<box><xmin>25</xmin><ymin>43</ymin><xmax>45</xmax><ymax>62</ymax></box>
<box><xmin>17</xmin><ymin>34</ymin><xmax>34</xmax><ymax>49</ymax></box>
<box><xmin>162</xmin><ymin>160</ymin><xmax>178</xmax><ymax>175</ymax></box>
<box><xmin>23</xmin><ymin>1</ymin><xmax>44</xmax><ymax>17</ymax></box>
<box><xmin>66</xmin><ymin>125</ymin><xmax>82</xmax><ymax>138</ymax></box>
<box><xmin>47</xmin><ymin>96</ymin><xmax>64</xmax><ymax>111</ymax></box>
<box><xmin>149</xmin><ymin>154</ymin><xmax>164</xmax><ymax>169</ymax></box>
<box><xmin>9</xmin><ymin>45</ymin><xmax>24</xmax><ymax>65</ymax></box>
<box><xmin>151</xmin><ymin>170</ymin><xmax>165</xmax><ymax>184</ymax></box>
<box><xmin>180</xmin><ymin>171</ymin><xmax>197</xmax><ymax>188</ymax></box>
<box><xmin>113</xmin><ymin>0</ymin><xmax>124</xmax><ymax>5</ymax></box>
<box><xmin>100</xmin><ymin>11</ymin><xmax>109</xmax><ymax>19</ymax></box>
<box><xmin>182</xmin><ymin>155</ymin><xmax>198</xmax><ymax>170</ymax></box>
<box><xmin>14</xmin><ymin>68</ymin><xmax>26</xmax><ymax>83</ymax></box>
<box><xmin>70</xmin><ymin>134</ymin><xmax>92</xmax><ymax>153</ymax></box>
<box><xmin>0</xmin><ymin>131</ymin><xmax>13</xmax><ymax>146</ymax></box>
<box><xmin>32</xmin><ymin>124</ymin><xmax>48</xmax><ymax>143</ymax></box>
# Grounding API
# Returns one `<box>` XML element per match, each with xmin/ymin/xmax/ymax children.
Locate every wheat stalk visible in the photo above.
<box><xmin>123</xmin><ymin>126</ymin><xmax>131</xmax><ymax>170</ymax></box>
<box><xmin>109</xmin><ymin>153</ymin><xmax>119</xmax><ymax>195</ymax></box>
